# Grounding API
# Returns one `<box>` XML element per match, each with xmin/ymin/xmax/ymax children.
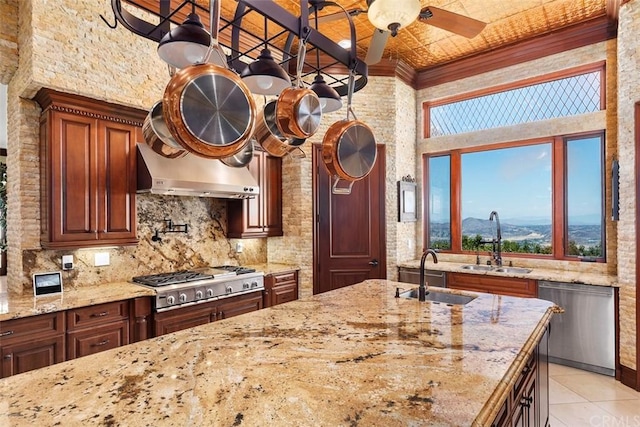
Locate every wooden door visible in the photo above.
<box><xmin>313</xmin><ymin>144</ymin><xmax>386</xmax><ymax>294</ymax></box>
<box><xmin>1</xmin><ymin>335</ymin><xmax>65</xmax><ymax>378</ymax></box>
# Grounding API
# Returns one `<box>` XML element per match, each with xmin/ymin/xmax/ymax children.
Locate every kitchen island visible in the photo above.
<box><xmin>0</xmin><ymin>280</ymin><xmax>556</xmax><ymax>426</ymax></box>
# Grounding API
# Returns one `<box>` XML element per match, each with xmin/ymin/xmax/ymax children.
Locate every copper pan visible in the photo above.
<box><xmin>274</xmin><ymin>40</ymin><xmax>322</xmax><ymax>139</ymax></box>
<box><xmin>163</xmin><ymin>63</ymin><xmax>256</xmax><ymax>159</ymax></box>
<box><xmin>255</xmin><ymin>100</ymin><xmax>306</xmax><ymax>158</ymax></box>
<box><xmin>142</xmin><ymin>101</ymin><xmax>187</xmax><ymax>159</ymax></box>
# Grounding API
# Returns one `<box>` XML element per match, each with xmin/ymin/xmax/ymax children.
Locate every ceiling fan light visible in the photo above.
<box><xmin>309</xmin><ymin>75</ymin><xmax>343</xmax><ymax>113</ymax></box>
<box><xmin>367</xmin><ymin>0</ymin><xmax>421</xmax><ymax>32</ymax></box>
<box><xmin>157</xmin><ymin>13</ymin><xmax>211</xmax><ymax>69</ymax></box>
<box><xmin>240</xmin><ymin>49</ymin><xmax>292</xmax><ymax>95</ymax></box>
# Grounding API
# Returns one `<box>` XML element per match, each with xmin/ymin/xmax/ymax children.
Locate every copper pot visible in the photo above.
<box><xmin>255</xmin><ymin>100</ymin><xmax>306</xmax><ymax>158</ymax></box>
<box><xmin>142</xmin><ymin>101</ymin><xmax>187</xmax><ymax>159</ymax></box>
<box><xmin>322</xmin><ymin>119</ymin><xmax>377</xmax><ymax>194</ymax></box>
<box><xmin>275</xmin><ymin>86</ymin><xmax>322</xmax><ymax>139</ymax></box>
<box><xmin>163</xmin><ymin>63</ymin><xmax>256</xmax><ymax>159</ymax></box>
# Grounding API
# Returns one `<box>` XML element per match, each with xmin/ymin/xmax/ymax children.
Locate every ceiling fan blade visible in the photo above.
<box><xmin>315</xmin><ymin>8</ymin><xmax>366</xmax><ymax>25</ymax></box>
<box><xmin>419</xmin><ymin>6</ymin><xmax>486</xmax><ymax>38</ymax></box>
<box><xmin>364</xmin><ymin>29</ymin><xmax>390</xmax><ymax>65</ymax></box>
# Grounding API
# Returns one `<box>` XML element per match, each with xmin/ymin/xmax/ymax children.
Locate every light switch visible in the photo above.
<box><xmin>236</xmin><ymin>242</ymin><xmax>244</xmax><ymax>253</ymax></box>
<box><xmin>95</xmin><ymin>252</ymin><xmax>110</xmax><ymax>266</ymax></box>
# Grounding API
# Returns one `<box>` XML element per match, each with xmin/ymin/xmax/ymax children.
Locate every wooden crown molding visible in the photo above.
<box><xmin>415</xmin><ymin>15</ymin><xmax>616</xmax><ymax>89</ymax></box>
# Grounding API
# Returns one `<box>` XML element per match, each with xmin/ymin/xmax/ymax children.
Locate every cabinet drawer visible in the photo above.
<box><xmin>273</xmin><ymin>271</ymin><xmax>297</xmax><ymax>285</ymax></box>
<box><xmin>67</xmin><ymin>319</ymin><xmax>129</xmax><ymax>359</ymax></box>
<box><xmin>0</xmin><ymin>312</ymin><xmax>65</xmax><ymax>344</ymax></box>
<box><xmin>67</xmin><ymin>300</ymin><xmax>129</xmax><ymax>330</ymax></box>
<box><xmin>272</xmin><ymin>282</ymin><xmax>298</xmax><ymax>306</ymax></box>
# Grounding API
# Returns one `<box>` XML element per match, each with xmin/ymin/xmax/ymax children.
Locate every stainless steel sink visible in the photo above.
<box><xmin>494</xmin><ymin>267</ymin><xmax>532</xmax><ymax>274</ymax></box>
<box><xmin>399</xmin><ymin>289</ymin><xmax>477</xmax><ymax>305</ymax></box>
<box><xmin>460</xmin><ymin>264</ymin><xmax>494</xmax><ymax>271</ymax></box>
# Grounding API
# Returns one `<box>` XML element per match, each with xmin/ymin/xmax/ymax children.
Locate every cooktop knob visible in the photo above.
<box><xmin>251</xmin><ymin>281</ymin><xmax>258</xmax><ymax>288</ymax></box>
<box><xmin>226</xmin><ymin>286</ymin><xmax>233</xmax><ymax>294</ymax></box>
<box><xmin>206</xmin><ymin>289</ymin><xmax>214</xmax><ymax>298</ymax></box>
<box><xmin>166</xmin><ymin>295</ymin><xmax>175</xmax><ymax>305</ymax></box>
<box><xmin>195</xmin><ymin>290</ymin><xmax>203</xmax><ymax>300</ymax></box>
<box><xmin>179</xmin><ymin>293</ymin><xmax>188</xmax><ymax>303</ymax></box>
<box><xmin>242</xmin><ymin>282</ymin><xmax>250</xmax><ymax>290</ymax></box>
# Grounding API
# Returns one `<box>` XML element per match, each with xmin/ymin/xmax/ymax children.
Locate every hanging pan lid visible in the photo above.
<box><xmin>163</xmin><ymin>63</ymin><xmax>256</xmax><ymax>159</ymax></box>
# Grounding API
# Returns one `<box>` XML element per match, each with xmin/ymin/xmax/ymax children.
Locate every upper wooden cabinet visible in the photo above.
<box><xmin>35</xmin><ymin>89</ymin><xmax>146</xmax><ymax>248</ymax></box>
<box><xmin>227</xmin><ymin>147</ymin><xmax>283</xmax><ymax>238</ymax></box>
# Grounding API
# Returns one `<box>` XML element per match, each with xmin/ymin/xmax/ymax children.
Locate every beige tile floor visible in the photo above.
<box><xmin>550</xmin><ymin>363</ymin><xmax>640</xmax><ymax>426</ymax></box>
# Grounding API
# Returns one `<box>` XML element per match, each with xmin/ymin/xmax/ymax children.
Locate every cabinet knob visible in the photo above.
<box><xmin>90</xmin><ymin>311</ymin><xmax>109</xmax><ymax>318</ymax></box>
<box><xmin>3</xmin><ymin>354</ymin><xmax>12</xmax><ymax>359</ymax></box>
<box><xmin>0</xmin><ymin>330</ymin><xmax>14</xmax><ymax>337</ymax></box>
<box><xmin>92</xmin><ymin>339</ymin><xmax>110</xmax><ymax>347</ymax></box>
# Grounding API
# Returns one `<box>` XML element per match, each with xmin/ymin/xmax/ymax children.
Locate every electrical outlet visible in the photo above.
<box><xmin>94</xmin><ymin>252</ymin><xmax>110</xmax><ymax>267</ymax></box>
<box><xmin>236</xmin><ymin>242</ymin><xmax>243</xmax><ymax>253</ymax></box>
<box><xmin>62</xmin><ymin>255</ymin><xmax>74</xmax><ymax>270</ymax></box>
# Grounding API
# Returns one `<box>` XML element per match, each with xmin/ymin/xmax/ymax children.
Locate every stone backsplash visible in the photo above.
<box><xmin>18</xmin><ymin>194</ymin><xmax>266</xmax><ymax>293</ymax></box>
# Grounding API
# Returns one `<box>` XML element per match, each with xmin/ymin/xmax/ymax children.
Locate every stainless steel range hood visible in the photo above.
<box><xmin>136</xmin><ymin>143</ymin><xmax>259</xmax><ymax>198</ymax></box>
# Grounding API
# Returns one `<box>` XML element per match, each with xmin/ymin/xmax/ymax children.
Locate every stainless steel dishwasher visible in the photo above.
<box><xmin>538</xmin><ymin>281</ymin><xmax>615</xmax><ymax>376</ymax></box>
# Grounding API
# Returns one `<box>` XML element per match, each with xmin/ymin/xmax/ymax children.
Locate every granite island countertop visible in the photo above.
<box><xmin>0</xmin><ymin>279</ymin><xmax>556</xmax><ymax>427</ymax></box>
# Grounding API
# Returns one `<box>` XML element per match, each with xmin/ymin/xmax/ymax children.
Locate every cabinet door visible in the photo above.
<box><xmin>1</xmin><ymin>335</ymin><xmax>65</xmax><ymax>378</ymax></box>
<box><xmin>227</xmin><ymin>150</ymin><xmax>282</xmax><ymax>238</ymax></box>
<box><xmin>97</xmin><ymin>121</ymin><xmax>137</xmax><ymax>242</ymax></box>
<box><xmin>262</xmin><ymin>154</ymin><xmax>282</xmax><ymax>236</ymax></box>
<box><xmin>49</xmin><ymin>111</ymin><xmax>99</xmax><ymax>243</ymax></box>
<box><xmin>67</xmin><ymin>320</ymin><xmax>129</xmax><ymax>359</ymax></box>
<box><xmin>448</xmin><ymin>272</ymin><xmax>537</xmax><ymax>297</ymax></box>
<box><xmin>153</xmin><ymin>305</ymin><xmax>216</xmax><ymax>336</ymax></box>
<box><xmin>216</xmin><ymin>293</ymin><xmax>263</xmax><ymax>320</ymax></box>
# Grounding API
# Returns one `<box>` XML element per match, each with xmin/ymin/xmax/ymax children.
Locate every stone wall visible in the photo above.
<box><xmin>0</xmin><ymin>0</ymin><xmax>18</xmax><ymax>84</ymax></box>
<box><xmin>617</xmin><ymin>0</ymin><xmax>639</xmax><ymax>371</ymax></box>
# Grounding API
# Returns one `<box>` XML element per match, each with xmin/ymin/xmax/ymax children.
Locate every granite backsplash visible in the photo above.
<box><xmin>18</xmin><ymin>194</ymin><xmax>266</xmax><ymax>293</ymax></box>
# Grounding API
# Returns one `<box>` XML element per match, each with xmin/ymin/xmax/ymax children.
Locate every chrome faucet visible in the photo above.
<box><xmin>489</xmin><ymin>210</ymin><xmax>502</xmax><ymax>267</ymax></box>
<box><xmin>418</xmin><ymin>249</ymin><xmax>439</xmax><ymax>301</ymax></box>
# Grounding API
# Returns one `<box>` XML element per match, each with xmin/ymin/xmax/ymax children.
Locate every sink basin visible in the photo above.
<box><xmin>460</xmin><ymin>264</ymin><xmax>494</xmax><ymax>271</ymax></box>
<box><xmin>399</xmin><ymin>289</ymin><xmax>477</xmax><ymax>305</ymax></box>
<box><xmin>494</xmin><ymin>267</ymin><xmax>532</xmax><ymax>274</ymax></box>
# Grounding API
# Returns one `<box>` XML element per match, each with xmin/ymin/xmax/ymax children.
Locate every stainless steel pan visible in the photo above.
<box><xmin>142</xmin><ymin>100</ymin><xmax>187</xmax><ymax>159</ymax></box>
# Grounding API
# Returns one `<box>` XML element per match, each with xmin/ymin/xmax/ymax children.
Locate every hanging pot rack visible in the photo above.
<box><xmin>105</xmin><ymin>0</ymin><xmax>368</xmax><ymax>96</ymax></box>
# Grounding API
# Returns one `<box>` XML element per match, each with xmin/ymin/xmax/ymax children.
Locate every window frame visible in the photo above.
<box><xmin>421</xmin><ymin>61</ymin><xmax>606</xmax><ymax>139</ymax></box>
<box><xmin>423</xmin><ymin>131</ymin><xmax>606</xmax><ymax>261</ymax></box>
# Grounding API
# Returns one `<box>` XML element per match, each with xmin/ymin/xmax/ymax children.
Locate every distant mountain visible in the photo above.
<box><xmin>430</xmin><ymin>217</ymin><xmax>601</xmax><ymax>247</ymax></box>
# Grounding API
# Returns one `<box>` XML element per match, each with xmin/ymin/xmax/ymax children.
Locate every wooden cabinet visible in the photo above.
<box><xmin>0</xmin><ymin>312</ymin><xmax>65</xmax><ymax>378</ymax></box>
<box><xmin>227</xmin><ymin>148</ymin><xmax>283</xmax><ymax>238</ymax></box>
<box><xmin>492</xmin><ymin>327</ymin><xmax>549</xmax><ymax>427</ymax></box>
<box><xmin>263</xmin><ymin>270</ymin><xmax>299</xmax><ymax>308</ymax></box>
<box><xmin>66</xmin><ymin>301</ymin><xmax>130</xmax><ymax>359</ymax></box>
<box><xmin>153</xmin><ymin>292</ymin><xmax>264</xmax><ymax>336</ymax></box>
<box><xmin>448</xmin><ymin>272</ymin><xmax>537</xmax><ymax>297</ymax></box>
<box><xmin>216</xmin><ymin>292</ymin><xmax>263</xmax><ymax>320</ymax></box>
<box><xmin>35</xmin><ymin>89</ymin><xmax>145</xmax><ymax>249</ymax></box>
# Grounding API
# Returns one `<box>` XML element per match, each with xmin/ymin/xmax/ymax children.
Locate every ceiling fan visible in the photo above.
<box><xmin>317</xmin><ymin>0</ymin><xmax>486</xmax><ymax>65</ymax></box>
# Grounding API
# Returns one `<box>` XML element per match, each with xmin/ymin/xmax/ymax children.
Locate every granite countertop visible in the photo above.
<box><xmin>0</xmin><ymin>263</ymin><xmax>298</xmax><ymax>322</ymax></box>
<box><xmin>246</xmin><ymin>262</ymin><xmax>299</xmax><ymax>275</ymax></box>
<box><xmin>0</xmin><ymin>282</ymin><xmax>155</xmax><ymax>322</ymax></box>
<box><xmin>0</xmin><ymin>279</ymin><xmax>556</xmax><ymax>426</ymax></box>
<box><xmin>397</xmin><ymin>260</ymin><xmax>617</xmax><ymax>287</ymax></box>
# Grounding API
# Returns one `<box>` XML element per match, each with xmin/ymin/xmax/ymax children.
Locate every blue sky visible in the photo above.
<box><xmin>430</xmin><ymin>137</ymin><xmax>602</xmax><ymax>225</ymax></box>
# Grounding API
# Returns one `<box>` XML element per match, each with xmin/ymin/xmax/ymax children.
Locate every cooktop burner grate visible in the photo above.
<box><xmin>132</xmin><ymin>270</ymin><xmax>214</xmax><ymax>287</ymax></box>
<box><xmin>213</xmin><ymin>265</ymin><xmax>256</xmax><ymax>275</ymax></box>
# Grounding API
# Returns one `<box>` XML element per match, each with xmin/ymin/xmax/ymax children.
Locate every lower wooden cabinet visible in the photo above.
<box><xmin>492</xmin><ymin>327</ymin><xmax>549</xmax><ymax>427</ymax></box>
<box><xmin>153</xmin><ymin>292</ymin><xmax>264</xmax><ymax>336</ymax></box>
<box><xmin>263</xmin><ymin>270</ymin><xmax>299</xmax><ymax>308</ymax></box>
<box><xmin>448</xmin><ymin>272</ymin><xmax>537</xmax><ymax>298</ymax></box>
<box><xmin>67</xmin><ymin>320</ymin><xmax>129</xmax><ymax>359</ymax></box>
<box><xmin>0</xmin><ymin>312</ymin><xmax>66</xmax><ymax>378</ymax></box>
<box><xmin>66</xmin><ymin>301</ymin><xmax>130</xmax><ymax>360</ymax></box>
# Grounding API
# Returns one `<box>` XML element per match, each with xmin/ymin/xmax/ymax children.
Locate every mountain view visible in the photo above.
<box><xmin>430</xmin><ymin>217</ymin><xmax>602</xmax><ymax>249</ymax></box>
